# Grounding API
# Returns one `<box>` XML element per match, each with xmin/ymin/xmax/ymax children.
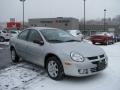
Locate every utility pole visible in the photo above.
<box><xmin>20</xmin><ymin>0</ymin><xmax>26</xmax><ymax>29</ymax></box>
<box><xmin>104</xmin><ymin>9</ymin><xmax>107</xmax><ymax>32</ymax></box>
<box><xmin>83</xmin><ymin>0</ymin><xmax>86</xmax><ymax>35</ymax></box>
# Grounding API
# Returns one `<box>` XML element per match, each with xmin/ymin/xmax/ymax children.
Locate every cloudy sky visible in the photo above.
<box><xmin>0</xmin><ymin>0</ymin><xmax>120</xmax><ymax>22</ymax></box>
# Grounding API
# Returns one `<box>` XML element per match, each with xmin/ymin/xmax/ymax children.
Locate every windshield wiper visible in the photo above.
<box><xmin>48</xmin><ymin>40</ymin><xmax>64</xmax><ymax>43</ymax></box>
<box><xmin>65</xmin><ymin>40</ymin><xmax>80</xmax><ymax>42</ymax></box>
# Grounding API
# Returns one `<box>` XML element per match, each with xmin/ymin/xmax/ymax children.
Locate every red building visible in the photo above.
<box><xmin>7</xmin><ymin>22</ymin><xmax>21</xmax><ymax>30</ymax></box>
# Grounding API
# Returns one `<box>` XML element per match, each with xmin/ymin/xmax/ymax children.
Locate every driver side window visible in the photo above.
<box><xmin>27</xmin><ymin>29</ymin><xmax>43</xmax><ymax>43</ymax></box>
<box><xmin>18</xmin><ymin>30</ymin><xmax>29</xmax><ymax>40</ymax></box>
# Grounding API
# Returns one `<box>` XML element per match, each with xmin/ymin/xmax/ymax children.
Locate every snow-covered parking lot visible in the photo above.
<box><xmin>0</xmin><ymin>42</ymin><xmax>120</xmax><ymax>90</ymax></box>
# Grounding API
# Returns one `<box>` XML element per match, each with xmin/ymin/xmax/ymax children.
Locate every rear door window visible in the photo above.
<box><xmin>10</xmin><ymin>31</ymin><xmax>17</xmax><ymax>34</ymax></box>
<box><xmin>18</xmin><ymin>30</ymin><xmax>29</xmax><ymax>40</ymax></box>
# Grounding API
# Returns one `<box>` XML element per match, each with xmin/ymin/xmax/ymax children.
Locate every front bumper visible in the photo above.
<box><xmin>63</xmin><ymin>57</ymin><xmax>108</xmax><ymax>77</ymax></box>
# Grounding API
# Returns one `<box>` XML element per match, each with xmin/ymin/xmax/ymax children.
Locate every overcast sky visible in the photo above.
<box><xmin>0</xmin><ymin>0</ymin><xmax>120</xmax><ymax>22</ymax></box>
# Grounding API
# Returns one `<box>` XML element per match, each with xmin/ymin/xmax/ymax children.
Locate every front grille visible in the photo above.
<box><xmin>99</xmin><ymin>54</ymin><xmax>105</xmax><ymax>58</ymax></box>
<box><xmin>88</xmin><ymin>56</ymin><xmax>98</xmax><ymax>60</ymax></box>
<box><xmin>87</xmin><ymin>54</ymin><xmax>105</xmax><ymax>60</ymax></box>
<box><xmin>91</xmin><ymin>59</ymin><xmax>106</xmax><ymax>72</ymax></box>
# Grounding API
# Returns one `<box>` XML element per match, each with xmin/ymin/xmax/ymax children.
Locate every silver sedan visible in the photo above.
<box><xmin>9</xmin><ymin>27</ymin><xmax>108</xmax><ymax>80</ymax></box>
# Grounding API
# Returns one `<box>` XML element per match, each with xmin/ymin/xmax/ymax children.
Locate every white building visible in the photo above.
<box><xmin>29</xmin><ymin>17</ymin><xmax>79</xmax><ymax>30</ymax></box>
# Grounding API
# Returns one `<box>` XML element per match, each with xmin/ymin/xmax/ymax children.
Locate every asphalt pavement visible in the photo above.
<box><xmin>0</xmin><ymin>44</ymin><xmax>11</xmax><ymax>70</ymax></box>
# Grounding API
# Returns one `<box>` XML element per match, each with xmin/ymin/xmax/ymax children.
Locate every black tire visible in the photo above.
<box><xmin>92</xmin><ymin>42</ymin><xmax>95</xmax><ymax>44</ymax></box>
<box><xmin>11</xmin><ymin>48</ymin><xmax>20</xmax><ymax>63</ymax></box>
<box><xmin>0</xmin><ymin>37</ymin><xmax>5</xmax><ymax>42</ymax></box>
<box><xmin>46</xmin><ymin>56</ymin><xmax>64</xmax><ymax>80</ymax></box>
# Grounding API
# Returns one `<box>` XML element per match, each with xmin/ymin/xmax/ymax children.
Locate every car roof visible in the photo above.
<box><xmin>0</xmin><ymin>30</ymin><xmax>7</xmax><ymax>32</ymax></box>
<box><xmin>27</xmin><ymin>27</ymin><xmax>58</xmax><ymax>31</ymax></box>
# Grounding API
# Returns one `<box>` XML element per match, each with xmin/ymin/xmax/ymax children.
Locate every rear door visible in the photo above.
<box><xmin>15</xmin><ymin>29</ymin><xmax>30</xmax><ymax>60</ymax></box>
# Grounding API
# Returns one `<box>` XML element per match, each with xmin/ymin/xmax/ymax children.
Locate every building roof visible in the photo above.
<box><xmin>27</xmin><ymin>27</ymin><xmax>58</xmax><ymax>30</ymax></box>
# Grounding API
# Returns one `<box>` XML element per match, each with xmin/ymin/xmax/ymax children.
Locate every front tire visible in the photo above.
<box><xmin>92</xmin><ymin>42</ymin><xmax>95</xmax><ymax>44</ymax></box>
<box><xmin>11</xmin><ymin>48</ymin><xmax>20</xmax><ymax>63</ymax></box>
<box><xmin>46</xmin><ymin>56</ymin><xmax>64</xmax><ymax>80</ymax></box>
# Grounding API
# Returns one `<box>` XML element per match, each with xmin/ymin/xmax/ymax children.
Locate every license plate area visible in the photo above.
<box><xmin>91</xmin><ymin>59</ymin><xmax>107</xmax><ymax>73</ymax></box>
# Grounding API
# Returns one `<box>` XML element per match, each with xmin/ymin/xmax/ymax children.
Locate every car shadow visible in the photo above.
<box><xmin>61</xmin><ymin>72</ymin><xmax>105</xmax><ymax>83</ymax></box>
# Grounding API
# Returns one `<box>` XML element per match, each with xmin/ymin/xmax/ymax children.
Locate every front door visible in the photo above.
<box><xmin>26</xmin><ymin>29</ymin><xmax>45</xmax><ymax>66</ymax></box>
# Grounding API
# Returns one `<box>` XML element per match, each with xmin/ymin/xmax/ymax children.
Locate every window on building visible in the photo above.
<box><xmin>34</xmin><ymin>24</ymin><xmax>37</xmax><ymax>27</ymax></box>
<box><xmin>56</xmin><ymin>20</ymin><xmax>58</xmax><ymax>23</ymax></box>
<box><xmin>65</xmin><ymin>23</ymin><xmax>68</xmax><ymax>26</ymax></box>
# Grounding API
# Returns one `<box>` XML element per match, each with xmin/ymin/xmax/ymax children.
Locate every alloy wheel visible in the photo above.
<box><xmin>11</xmin><ymin>50</ymin><xmax>16</xmax><ymax>61</ymax></box>
<box><xmin>48</xmin><ymin>60</ymin><xmax>59</xmax><ymax>78</ymax></box>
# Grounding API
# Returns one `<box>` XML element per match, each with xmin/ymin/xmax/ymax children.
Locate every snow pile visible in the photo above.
<box><xmin>0</xmin><ymin>42</ymin><xmax>120</xmax><ymax>90</ymax></box>
<box><xmin>0</xmin><ymin>42</ymin><xmax>9</xmax><ymax>45</ymax></box>
<box><xmin>83</xmin><ymin>39</ymin><xmax>92</xmax><ymax>44</ymax></box>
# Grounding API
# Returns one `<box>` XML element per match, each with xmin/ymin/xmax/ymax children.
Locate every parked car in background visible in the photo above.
<box><xmin>114</xmin><ymin>34</ymin><xmax>120</xmax><ymax>42</ymax></box>
<box><xmin>8</xmin><ymin>30</ymin><xmax>21</xmax><ymax>38</ymax></box>
<box><xmin>10</xmin><ymin>27</ymin><xmax>108</xmax><ymax>80</ymax></box>
<box><xmin>67</xmin><ymin>30</ymin><xmax>84</xmax><ymax>41</ymax></box>
<box><xmin>0</xmin><ymin>30</ymin><xmax>11</xmax><ymax>42</ymax></box>
<box><xmin>116</xmin><ymin>34</ymin><xmax>120</xmax><ymax>42</ymax></box>
<box><xmin>90</xmin><ymin>32</ymin><xmax>114</xmax><ymax>45</ymax></box>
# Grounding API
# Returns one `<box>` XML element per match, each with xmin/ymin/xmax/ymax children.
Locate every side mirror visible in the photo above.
<box><xmin>33</xmin><ymin>40</ymin><xmax>44</xmax><ymax>45</ymax></box>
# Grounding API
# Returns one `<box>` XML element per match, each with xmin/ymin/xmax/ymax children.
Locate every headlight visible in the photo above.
<box><xmin>70</xmin><ymin>52</ymin><xmax>84</xmax><ymax>62</ymax></box>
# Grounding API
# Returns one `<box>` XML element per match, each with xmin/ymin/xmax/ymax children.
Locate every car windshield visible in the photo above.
<box><xmin>9</xmin><ymin>31</ymin><xmax>17</xmax><ymax>34</ymax></box>
<box><xmin>2</xmin><ymin>30</ymin><xmax>7</xmax><ymax>33</ymax></box>
<box><xmin>40</xmin><ymin>29</ymin><xmax>80</xmax><ymax>43</ymax></box>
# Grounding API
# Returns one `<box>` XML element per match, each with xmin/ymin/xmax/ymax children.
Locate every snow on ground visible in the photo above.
<box><xmin>83</xmin><ymin>39</ymin><xmax>92</xmax><ymax>44</ymax></box>
<box><xmin>0</xmin><ymin>42</ymin><xmax>120</xmax><ymax>90</ymax></box>
<box><xmin>0</xmin><ymin>63</ymin><xmax>47</xmax><ymax>90</ymax></box>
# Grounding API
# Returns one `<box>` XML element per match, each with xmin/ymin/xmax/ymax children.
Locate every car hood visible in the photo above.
<box><xmin>48</xmin><ymin>41</ymin><xmax>105</xmax><ymax>57</ymax></box>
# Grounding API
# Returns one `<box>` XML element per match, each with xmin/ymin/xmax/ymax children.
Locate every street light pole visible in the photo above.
<box><xmin>104</xmin><ymin>9</ymin><xmax>107</xmax><ymax>32</ymax></box>
<box><xmin>20</xmin><ymin>0</ymin><xmax>26</xmax><ymax>29</ymax></box>
<box><xmin>83</xmin><ymin>0</ymin><xmax>86</xmax><ymax>35</ymax></box>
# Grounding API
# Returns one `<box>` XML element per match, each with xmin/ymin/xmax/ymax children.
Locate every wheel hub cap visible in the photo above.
<box><xmin>11</xmin><ymin>50</ymin><xmax>15</xmax><ymax>60</ymax></box>
<box><xmin>48</xmin><ymin>61</ymin><xmax>58</xmax><ymax>77</ymax></box>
